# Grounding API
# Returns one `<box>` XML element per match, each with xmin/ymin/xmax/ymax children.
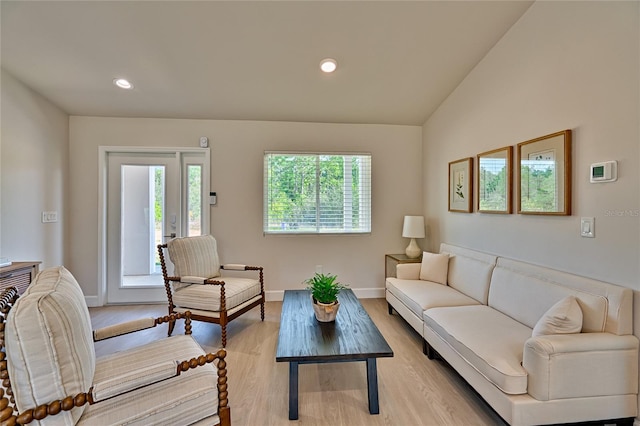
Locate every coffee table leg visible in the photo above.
<box><xmin>289</xmin><ymin>361</ymin><xmax>299</xmax><ymax>420</ymax></box>
<box><xmin>366</xmin><ymin>358</ymin><xmax>379</xmax><ymax>414</ymax></box>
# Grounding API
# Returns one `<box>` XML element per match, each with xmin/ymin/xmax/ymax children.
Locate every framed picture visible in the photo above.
<box><xmin>477</xmin><ymin>146</ymin><xmax>513</xmax><ymax>214</ymax></box>
<box><xmin>517</xmin><ymin>130</ymin><xmax>572</xmax><ymax>215</ymax></box>
<box><xmin>448</xmin><ymin>157</ymin><xmax>473</xmax><ymax>213</ymax></box>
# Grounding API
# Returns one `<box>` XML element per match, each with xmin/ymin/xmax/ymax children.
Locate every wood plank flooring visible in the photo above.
<box><xmin>89</xmin><ymin>298</ymin><xmax>507</xmax><ymax>426</ymax></box>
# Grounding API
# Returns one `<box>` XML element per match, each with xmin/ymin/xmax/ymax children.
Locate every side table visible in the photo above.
<box><xmin>385</xmin><ymin>254</ymin><xmax>421</xmax><ymax>278</ymax></box>
<box><xmin>0</xmin><ymin>261</ymin><xmax>41</xmax><ymax>295</ymax></box>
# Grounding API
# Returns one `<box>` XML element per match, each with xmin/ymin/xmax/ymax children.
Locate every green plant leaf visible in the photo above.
<box><xmin>303</xmin><ymin>273</ymin><xmax>348</xmax><ymax>304</ymax></box>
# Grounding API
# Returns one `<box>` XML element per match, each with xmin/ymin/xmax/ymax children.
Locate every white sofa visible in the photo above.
<box><xmin>386</xmin><ymin>243</ymin><xmax>638</xmax><ymax>426</ymax></box>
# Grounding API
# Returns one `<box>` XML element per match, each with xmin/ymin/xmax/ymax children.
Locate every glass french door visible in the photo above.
<box><xmin>105</xmin><ymin>150</ymin><xmax>208</xmax><ymax>304</ymax></box>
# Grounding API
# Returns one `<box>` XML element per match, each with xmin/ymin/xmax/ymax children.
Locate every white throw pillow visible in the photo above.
<box><xmin>419</xmin><ymin>252</ymin><xmax>449</xmax><ymax>285</ymax></box>
<box><xmin>532</xmin><ymin>296</ymin><xmax>583</xmax><ymax>337</ymax></box>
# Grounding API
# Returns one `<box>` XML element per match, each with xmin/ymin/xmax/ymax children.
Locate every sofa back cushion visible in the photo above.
<box><xmin>6</xmin><ymin>266</ymin><xmax>96</xmax><ymax>424</ymax></box>
<box><xmin>168</xmin><ymin>234</ymin><xmax>221</xmax><ymax>279</ymax></box>
<box><xmin>489</xmin><ymin>258</ymin><xmax>631</xmax><ymax>335</ymax></box>
<box><xmin>440</xmin><ymin>243</ymin><xmax>497</xmax><ymax>304</ymax></box>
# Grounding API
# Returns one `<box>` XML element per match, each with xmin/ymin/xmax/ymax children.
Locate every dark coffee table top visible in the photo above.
<box><xmin>275</xmin><ymin>289</ymin><xmax>394</xmax><ymax>362</ymax></box>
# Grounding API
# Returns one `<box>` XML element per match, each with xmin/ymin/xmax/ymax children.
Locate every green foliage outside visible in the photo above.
<box><xmin>187</xmin><ymin>165</ymin><xmax>202</xmax><ymax>232</ymax></box>
<box><xmin>478</xmin><ymin>165</ymin><xmax>507</xmax><ymax>210</ymax></box>
<box><xmin>153</xmin><ymin>165</ymin><xmax>202</xmax><ymax>228</ymax></box>
<box><xmin>154</xmin><ymin>168</ymin><xmax>163</xmax><ymax>223</ymax></box>
<box><xmin>304</xmin><ymin>273</ymin><xmax>348</xmax><ymax>304</ymax></box>
<box><xmin>266</xmin><ymin>154</ymin><xmax>364</xmax><ymax>232</ymax></box>
<box><xmin>520</xmin><ymin>165</ymin><xmax>557</xmax><ymax>211</ymax></box>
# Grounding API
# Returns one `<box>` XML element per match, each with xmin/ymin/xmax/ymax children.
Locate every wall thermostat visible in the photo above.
<box><xmin>199</xmin><ymin>136</ymin><xmax>209</xmax><ymax>148</ymax></box>
<box><xmin>590</xmin><ymin>160</ymin><xmax>617</xmax><ymax>183</ymax></box>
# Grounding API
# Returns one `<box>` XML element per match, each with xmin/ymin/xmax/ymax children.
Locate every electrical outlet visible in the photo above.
<box><xmin>42</xmin><ymin>211</ymin><xmax>58</xmax><ymax>223</ymax></box>
<box><xmin>315</xmin><ymin>265</ymin><xmax>323</xmax><ymax>274</ymax></box>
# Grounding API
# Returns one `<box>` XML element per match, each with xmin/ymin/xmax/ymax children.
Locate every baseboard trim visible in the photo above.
<box><xmin>265</xmin><ymin>287</ymin><xmax>384</xmax><ymax>302</ymax></box>
<box><xmin>85</xmin><ymin>295</ymin><xmax>100</xmax><ymax>307</ymax></box>
<box><xmin>90</xmin><ymin>289</ymin><xmax>385</xmax><ymax>305</ymax></box>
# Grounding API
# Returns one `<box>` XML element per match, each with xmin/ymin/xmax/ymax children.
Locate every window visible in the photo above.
<box><xmin>264</xmin><ymin>152</ymin><xmax>371</xmax><ymax>234</ymax></box>
<box><xmin>186</xmin><ymin>164</ymin><xmax>202</xmax><ymax>236</ymax></box>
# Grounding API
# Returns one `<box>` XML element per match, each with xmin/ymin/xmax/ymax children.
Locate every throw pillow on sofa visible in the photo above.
<box><xmin>419</xmin><ymin>252</ymin><xmax>449</xmax><ymax>285</ymax></box>
<box><xmin>532</xmin><ymin>295</ymin><xmax>583</xmax><ymax>337</ymax></box>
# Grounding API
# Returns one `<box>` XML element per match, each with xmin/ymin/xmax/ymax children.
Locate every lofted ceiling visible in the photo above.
<box><xmin>1</xmin><ymin>1</ymin><xmax>533</xmax><ymax>126</ymax></box>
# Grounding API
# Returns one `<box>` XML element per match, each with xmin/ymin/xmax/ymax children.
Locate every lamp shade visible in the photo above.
<box><xmin>402</xmin><ymin>216</ymin><xmax>425</xmax><ymax>239</ymax></box>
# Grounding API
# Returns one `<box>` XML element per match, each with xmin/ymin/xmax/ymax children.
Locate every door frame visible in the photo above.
<box><xmin>98</xmin><ymin>146</ymin><xmax>210</xmax><ymax>306</ymax></box>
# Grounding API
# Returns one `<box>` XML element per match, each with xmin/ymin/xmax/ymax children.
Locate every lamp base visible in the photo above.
<box><xmin>405</xmin><ymin>238</ymin><xmax>422</xmax><ymax>259</ymax></box>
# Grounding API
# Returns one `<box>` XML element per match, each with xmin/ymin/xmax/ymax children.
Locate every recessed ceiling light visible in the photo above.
<box><xmin>320</xmin><ymin>58</ymin><xmax>337</xmax><ymax>73</ymax></box>
<box><xmin>113</xmin><ymin>78</ymin><xmax>133</xmax><ymax>89</ymax></box>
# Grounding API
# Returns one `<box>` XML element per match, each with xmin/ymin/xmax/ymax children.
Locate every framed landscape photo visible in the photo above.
<box><xmin>448</xmin><ymin>157</ymin><xmax>473</xmax><ymax>213</ymax></box>
<box><xmin>477</xmin><ymin>146</ymin><xmax>513</xmax><ymax>214</ymax></box>
<box><xmin>517</xmin><ymin>129</ymin><xmax>572</xmax><ymax>215</ymax></box>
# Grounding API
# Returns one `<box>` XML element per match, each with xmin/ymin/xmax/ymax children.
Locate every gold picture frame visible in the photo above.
<box><xmin>517</xmin><ymin>130</ymin><xmax>572</xmax><ymax>215</ymax></box>
<box><xmin>448</xmin><ymin>157</ymin><xmax>473</xmax><ymax>213</ymax></box>
<box><xmin>477</xmin><ymin>146</ymin><xmax>513</xmax><ymax>214</ymax></box>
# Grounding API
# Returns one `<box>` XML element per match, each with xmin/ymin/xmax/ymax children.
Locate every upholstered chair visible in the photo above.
<box><xmin>0</xmin><ymin>266</ymin><xmax>231</xmax><ymax>426</ymax></box>
<box><xmin>158</xmin><ymin>234</ymin><xmax>265</xmax><ymax>347</ymax></box>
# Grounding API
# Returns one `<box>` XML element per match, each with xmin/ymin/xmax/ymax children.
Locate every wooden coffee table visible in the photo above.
<box><xmin>275</xmin><ymin>289</ymin><xmax>394</xmax><ymax>420</ymax></box>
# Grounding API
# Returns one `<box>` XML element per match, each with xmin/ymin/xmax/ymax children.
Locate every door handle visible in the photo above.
<box><xmin>163</xmin><ymin>233</ymin><xmax>176</xmax><ymax>239</ymax></box>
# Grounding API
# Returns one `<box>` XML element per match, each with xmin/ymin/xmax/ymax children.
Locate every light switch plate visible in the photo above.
<box><xmin>580</xmin><ymin>217</ymin><xmax>594</xmax><ymax>238</ymax></box>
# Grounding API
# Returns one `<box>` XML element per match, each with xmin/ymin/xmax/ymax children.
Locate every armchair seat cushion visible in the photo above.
<box><xmin>80</xmin><ymin>335</ymin><xmax>219</xmax><ymax>426</ymax></box>
<box><xmin>173</xmin><ymin>276</ymin><xmax>262</xmax><ymax>312</ymax></box>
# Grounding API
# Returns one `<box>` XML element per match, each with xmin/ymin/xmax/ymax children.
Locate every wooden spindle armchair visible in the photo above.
<box><xmin>158</xmin><ymin>235</ymin><xmax>265</xmax><ymax>347</ymax></box>
<box><xmin>0</xmin><ymin>266</ymin><xmax>231</xmax><ymax>426</ymax></box>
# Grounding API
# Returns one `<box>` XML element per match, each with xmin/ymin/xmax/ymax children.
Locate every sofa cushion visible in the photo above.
<box><xmin>489</xmin><ymin>262</ymin><xmax>607</xmax><ymax>332</ymax></box>
<box><xmin>79</xmin><ymin>335</ymin><xmax>219</xmax><ymax>425</ymax></box>
<box><xmin>532</xmin><ymin>296</ymin><xmax>583</xmax><ymax>337</ymax></box>
<box><xmin>168</xmin><ymin>235</ymin><xmax>221</xmax><ymax>279</ymax></box>
<box><xmin>173</xmin><ymin>276</ymin><xmax>261</xmax><ymax>311</ymax></box>
<box><xmin>6</xmin><ymin>266</ymin><xmax>96</xmax><ymax>424</ymax></box>
<box><xmin>419</xmin><ymin>252</ymin><xmax>449</xmax><ymax>284</ymax></box>
<box><xmin>386</xmin><ymin>278</ymin><xmax>480</xmax><ymax>318</ymax></box>
<box><xmin>424</xmin><ymin>305</ymin><xmax>531</xmax><ymax>394</ymax></box>
<box><xmin>440</xmin><ymin>244</ymin><xmax>497</xmax><ymax>304</ymax></box>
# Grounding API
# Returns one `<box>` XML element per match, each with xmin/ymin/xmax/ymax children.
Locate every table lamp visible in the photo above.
<box><xmin>402</xmin><ymin>215</ymin><xmax>425</xmax><ymax>259</ymax></box>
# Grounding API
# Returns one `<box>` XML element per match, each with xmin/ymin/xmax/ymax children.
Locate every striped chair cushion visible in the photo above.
<box><xmin>168</xmin><ymin>235</ymin><xmax>221</xmax><ymax>279</ymax></box>
<box><xmin>6</xmin><ymin>266</ymin><xmax>96</xmax><ymax>424</ymax></box>
<box><xmin>173</xmin><ymin>276</ymin><xmax>261</xmax><ymax>312</ymax></box>
<box><xmin>78</xmin><ymin>335</ymin><xmax>219</xmax><ymax>425</ymax></box>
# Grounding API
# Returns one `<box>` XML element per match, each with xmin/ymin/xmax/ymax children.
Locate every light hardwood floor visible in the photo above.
<box><xmin>89</xmin><ymin>299</ymin><xmax>507</xmax><ymax>426</ymax></box>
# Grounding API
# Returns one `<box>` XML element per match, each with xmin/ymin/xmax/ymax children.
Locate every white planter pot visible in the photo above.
<box><xmin>311</xmin><ymin>297</ymin><xmax>340</xmax><ymax>322</ymax></box>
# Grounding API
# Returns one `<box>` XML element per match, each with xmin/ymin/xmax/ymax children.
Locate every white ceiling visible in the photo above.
<box><xmin>1</xmin><ymin>1</ymin><xmax>533</xmax><ymax>126</ymax></box>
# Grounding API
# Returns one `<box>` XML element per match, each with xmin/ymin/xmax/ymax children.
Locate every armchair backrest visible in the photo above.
<box><xmin>5</xmin><ymin>266</ymin><xmax>96</xmax><ymax>424</ymax></box>
<box><xmin>167</xmin><ymin>235</ymin><xmax>221</xmax><ymax>279</ymax></box>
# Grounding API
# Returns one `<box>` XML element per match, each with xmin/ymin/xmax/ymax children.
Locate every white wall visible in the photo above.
<box><xmin>69</xmin><ymin>117</ymin><xmax>422</xmax><ymax>299</ymax></box>
<box><xmin>0</xmin><ymin>69</ymin><xmax>69</xmax><ymax>267</ymax></box>
<box><xmin>423</xmin><ymin>1</ymin><xmax>639</xmax><ymax>288</ymax></box>
<box><xmin>423</xmin><ymin>2</ymin><xmax>640</xmax><ymax>421</ymax></box>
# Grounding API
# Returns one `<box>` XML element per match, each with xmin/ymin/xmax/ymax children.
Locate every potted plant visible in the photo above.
<box><xmin>304</xmin><ymin>273</ymin><xmax>348</xmax><ymax>322</ymax></box>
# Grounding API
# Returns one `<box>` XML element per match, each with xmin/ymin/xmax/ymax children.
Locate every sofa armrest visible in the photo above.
<box><xmin>523</xmin><ymin>333</ymin><xmax>639</xmax><ymax>401</ymax></box>
<box><xmin>396</xmin><ymin>263</ymin><xmax>421</xmax><ymax>280</ymax></box>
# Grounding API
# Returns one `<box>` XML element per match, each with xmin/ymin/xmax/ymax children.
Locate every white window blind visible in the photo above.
<box><xmin>264</xmin><ymin>152</ymin><xmax>371</xmax><ymax>234</ymax></box>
